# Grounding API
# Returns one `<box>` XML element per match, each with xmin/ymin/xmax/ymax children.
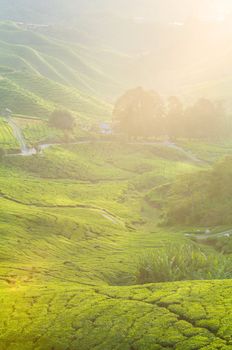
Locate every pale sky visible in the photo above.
<box><xmin>148</xmin><ymin>0</ymin><xmax>232</xmax><ymax>22</ymax></box>
<box><xmin>198</xmin><ymin>0</ymin><xmax>232</xmax><ymax>20</ymax></box>
<box><xmin>2</xmin><ymin>0</ymin><xmax>232</xmax><ymax>24</ymax></box>
<box><xmin>111</xmin><ymin>0</ymin><xmax>232</xmax><ymax>22</ymax></box>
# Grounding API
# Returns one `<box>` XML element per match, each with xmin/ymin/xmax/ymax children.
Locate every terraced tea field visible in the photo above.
<box><xmin>0</xmin><ymin>118</ymin><xmax>19</xmax><ymax>150</ymax></box>
<box><xmin>0</xmin><ymin>116</ymin><xmax>81</xmax><ymax>152</ymax></box>
<box><xmin>0</xmin><ymin>11</ymin><xmax>231</xmax><ymax>350</ymax></box>
<box><xmin>0</xmin><ymin>142</ymin><xmax>231</xmax><ymax>349</ymax></box>
<box><xmin>0</xmin><ymin>21</ymin><xmax>114</xmax><ymax>121</ymax></box>
<box><xmin>16</xmin><ymin>117</ymin><xmax>64</xmax><ymax>146</ymax></box>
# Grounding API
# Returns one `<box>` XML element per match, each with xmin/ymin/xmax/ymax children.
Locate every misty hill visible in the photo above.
<box><xmin>0</xmin><ymin>2</ymin><xmax>232</xmax><ymax>348</ymax></box>
<box><xmin>0</xmin><ymin>21</ymin><xmax>120</xmax><ymax>120</ymax></box>
<box><xmin>1</xmin><ymin>2</ymin><xmax>232</xmax><ymax>113</ymax></box>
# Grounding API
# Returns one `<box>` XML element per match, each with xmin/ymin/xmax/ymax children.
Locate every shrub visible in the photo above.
<box><xmin>136</xmin><ymin>244</ymin><xmax>232</xmax><ymax>284</ymax></box>
<box><xmin>49</xmin><ymin>109</ymin><xmax>75</xmax><ymax>130</ymax></box>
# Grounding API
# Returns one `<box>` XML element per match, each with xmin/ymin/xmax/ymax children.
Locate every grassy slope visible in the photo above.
<box><xmin>176</xmin><ymin>140</ymin><xmax>232</xmax><ymax>163</ymax></box>
<box><xmin>0</xmin><ymin>118</ymin><xmax>19</xmax><ymax>149</ymax></box>
<box><xmin>1</xmin><ymin>281</ymin><xmax>232</xmax><ymax>350</ymax></box>
<box><xmin>0</xmin><ymin>143</ymin><xmax>231</xmax><ymax>349</ymax></box>
<box><xmin>147</xmin><ymin>155</ymin><xmax>232</xmax><ymax>227</ymax></box>
<box><xmin>0</xmin><ymin>17</ymin><xmax>231</xmax><ymax>350</ymax></box>
<box><xmin>0</xmin><ymin>22</ymin><xmax>111</xmax><ymax>121</ymax></box>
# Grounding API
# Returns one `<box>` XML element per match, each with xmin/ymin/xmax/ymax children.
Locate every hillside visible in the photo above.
<box><xmin>0</xmin><ymin>2</ymin><xmax>232</xmax><ymax>349</ymax></box>
<box><xmin>147</xmin><ymin>155</ymin><xmax>232</xmax><ymax>227</ymax></box>
<box><xmin>1</xmin><ymin>2</ymin><xmax>232</xmax><ymax>104</ymax></box>
<box><xmin>1</xmin><ymin>18</ymin><xmax>232</xmax><ymax>108</ymax></box>
<box><xmin>0</xmin><ymin>142</ymin><xmax>231</xmax><ymax>349</ymax></box>
<box><xmin>42</xmin><ymin>18</ymin><xmax>232</xmax><ymax>104</ymax></box>
<box><xmin>0</xmin><ymin>21</ymin><xmax>116</xmax><ymax>121</ymax></box>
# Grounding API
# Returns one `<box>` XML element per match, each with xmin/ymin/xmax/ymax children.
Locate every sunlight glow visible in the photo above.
<box><xmin>199</xmin><ymin>1</ymin><xmax>231</xmax><ymax>21</ymax></box>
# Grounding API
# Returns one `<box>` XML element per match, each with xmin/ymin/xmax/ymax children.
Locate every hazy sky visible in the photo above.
<box><xmin>124</xmin><ymin>0</ymin><xmax>232</xmax><ymax>21</ymax></box>
<box><xmin>71</xmin><ymin>0</ymin><xmax>232</xmax><ymax>22</ymax></box>
<box><xmin>1</xmin><ymin>0</ymin><xmax>232</xmax><ymax>23</ymax></box>
<box><xmin>190</xmin><ymin>0</ymin><xmax>232</xmax><ymax>20</ymax></box>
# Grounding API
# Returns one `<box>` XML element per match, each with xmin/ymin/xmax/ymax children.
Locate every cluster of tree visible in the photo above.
<box><xmin>113</xmin><ymin>87</ymin><xmax>229</xmax><ymax>139</ymax></box>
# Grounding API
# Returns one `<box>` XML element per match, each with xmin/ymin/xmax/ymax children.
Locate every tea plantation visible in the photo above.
<box><xmin>0</xmin><ymin>141</ymin><xmax>231</xmax><ymax>349</ymax></box>
<box><xmin>0</xmin><ymin>21</ymin><xmax>112</xmax><ymax>122</ymax></box>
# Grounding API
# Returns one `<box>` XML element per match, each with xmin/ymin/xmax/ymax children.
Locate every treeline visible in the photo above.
<box><xmin>113</xmin><ymin>87</ymin><xmax>229</xmax><ymax>139</ymax></box>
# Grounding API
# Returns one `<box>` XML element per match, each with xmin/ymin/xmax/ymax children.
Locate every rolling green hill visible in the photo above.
<box><xmin>2</xmin><ymin>3</ymin><xmax>232</xmax><ymax>105</ymax></box>
<box><xmin>148</xmin><ymin>155</ymin><xmax>232</xmax><ymax>227</ymax></box>
<box><xmin>0</xmin><ymin>21</ymin><xmax>115</xmax><ymax>121</ymax></box>
<box><xmin>0</xmin><ymin>142</ymin><xmax>231</xmax><ymax>349</ymax></box>
<box><xmin>0</xmin><ymin>5</ymin><xmax>232</xmax><ymax>349</ymax></box>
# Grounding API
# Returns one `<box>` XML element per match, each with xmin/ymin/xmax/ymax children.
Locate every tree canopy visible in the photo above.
<box><xmin>113</xmin><ymin>88</ymin><xmax>229</xmax><ymax>140</ymax></box>
<box><xmin>184</xmin><ymin>98</ymin><xmax>228</xmax><ymax>139</ymax></box>
<box><xmin>49</xmin><ymin>110</ymin><xmax>75</xmax><ymax>130</ymax></box>
<box><xmin>113</xmin><ymin>87</ymin><xmax>165</xmax><ymax>138</ymax></box>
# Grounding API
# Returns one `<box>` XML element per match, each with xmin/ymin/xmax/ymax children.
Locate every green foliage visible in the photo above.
<box><xmin>49</xmin><ymin>109</ymin><xmax>75</xmax><ymax>130</ymax></box>
<box><xmin>0</xmin><ymin>22</ymin><xmax>111</xmax><ymax>121</ymax></box>
<box><xmin>0</xmin><ymin>77</ymin><xmax>53</xmax><ymax>118</ymax></box>
<box><xmin>166</xmin><ymin>96</ymin><xmax>184</xmax><ymax>139</ymax></box>
<box><xmin>183</xmin><ymin>99</ymin><xmax>228</xmax><ymax>139</ymax></box>
<box><xmin>136</xmin><ymin>244</ymin><xmax>232</xmax><ymax>284</ymax></box>
<box><xmin>0</xmin><ymin>118</ymin><xmax>19</xmax><ymax>150</ymax></box>
<box><xmin>4</xmin><ymin>143</ymin><xmax>198</xmax><ymax>181</ymax></box>
<box><xmin>22</xmin><ymin>120</ymin><xmax>63</xmax><ymax>145</ymax></box>
<box><xmin>198</xmin><ymin>235</ymin><xmax>232</xmax><ymax>255</ymax></box>
<box><xmin>113</xmin><ymin>87</ymin><xmax>165</xmax><ymax>138</ymax></box>
<box><xmin>167</xmin><ymin>98</ymin><xmax>228</xmax><ymax>140</ymax></box>
<box><xmin>114</xmin><ymin>89</ymin><xmax>229</xmax><ymax>140</ymax></box>
<box><xmin>0</xmin><ymin>17</ymin><xmax>231</xmax><ymax>350</ymax></box>
<box><xmin>174</xmin><ymin>140</ymin><xmax>232</xmax><ymax>163</ymax></box>
<box><xmin>0</xmin><ymin>147</ymin><xmax>6</xmax><ymax>158</ymax></box>
<box><xmin>6</xmin><ymin>71</ymin><xmax>111</xmax><ymax>121</ymax></box>
<box><xmin>0</xmin><ymin>140</ymin><xmax>230</xmax><ymax>349</ymax></box>
<box><xmin>0</xmin><ymin>279</ymin><xmax>231</xmax><ymax>350</ymax></box>
<box><xmin>150</xmin><ymin>156</ymin><xmax>232</xmax><ymax>226</ymax></box>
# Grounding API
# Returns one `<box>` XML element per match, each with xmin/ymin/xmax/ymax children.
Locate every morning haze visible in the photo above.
<box><xmin>0</xmin><ymin>1</ymin><xmax>231</xmax><ymax>349</ymax></box>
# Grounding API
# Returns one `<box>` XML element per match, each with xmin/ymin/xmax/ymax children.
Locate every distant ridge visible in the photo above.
<box><xmin>0</xmin><ymin>21</ymin><xmax>116</xmax><ymax>121</ymax></box>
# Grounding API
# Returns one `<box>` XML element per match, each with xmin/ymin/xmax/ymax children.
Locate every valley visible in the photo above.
<box><xmin>0</xmin><ymin>130</ymin><xmax>231</xmax><ymax>349</ymax></box>
<box><xmin>0</xmin><ymin>4</ymin><xmax>231</xmax><ymax>349</ymax></box>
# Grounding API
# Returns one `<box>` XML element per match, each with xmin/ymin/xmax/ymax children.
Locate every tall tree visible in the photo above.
<box><xmin>113</xmin><ymin>87</ymin><xmax>165</xmax><ymax>138</ymax></box>
<box><xmin>184</xmin><ymin>98</ymin><xmax>227</xmax><ymax>139</ymax></box>
<box><xmin>166</xmin><ymin>96</ymin><xmax>184</xmax><ymax>139</ymax></box>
